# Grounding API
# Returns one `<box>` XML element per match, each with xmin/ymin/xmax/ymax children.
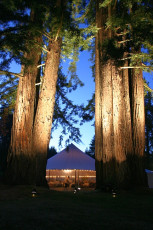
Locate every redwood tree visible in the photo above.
<box><xmin>31</xmin><ymin>0</ymin><xmax>91</xmax><ymax>185</ymax></box>
<box><xmin>2</xmin><ymin>2</ymin><xmax>44</xmax><ymax>184</ymax></box>
<box><xmin>95</xmin><ymin>1</ymin><xmax>128</xmax><ymax>188</ymax></box>
<box><xmin>95</xmin><ymin>0</ymin><xmax>151</xmax><ymax>188</ymax></box>
<box><xmin>32</xmin><ymin>38</ymin><xmax>62</xmax><ymax>185</ymax></box>
<box><xmin>130</xmin><ymin>66</ymin><xmax>145</xmax><ymax>185</ymax></box>
<box><xmin>1</xmin><ymin>0</ymin><xmax>91</xmax><ymax>185</ymax></box>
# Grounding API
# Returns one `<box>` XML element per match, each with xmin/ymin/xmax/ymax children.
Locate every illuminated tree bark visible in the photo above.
<box><xmin>3</xmin><ymin>3</ymin><xmax>45</xmax><ymax>184</ymax></box>
<box><xmin>130</xmin><ymin>67</ymin><xmax>146</xmax><ymax>185</ymax></box>
<box><xmin>112</xmin><ymin>66</ymin><xmax>128</xmax><ymax>185</ymax></box>
<box><xmin>95</xmin><ymin>2</ymin><xmax>115</xmax><ymax>188</ymax></box>
<box><xmin>6</xmin><ymin>44</ymin><xmax>41</xmax><ymax>184</ymax></box>
<box><xmin>95</xmin><ymin>1</ymin><xmax>132</xmax><ymax>188</ymax></box>
<box><xmin>5</xmin><ymin>0</ymin><xmax>83</xmax><ymax>186</ymax></box>
<box><xmin>121</xmin><ymin>64</ymin><xmax>134</xmax><ymax>184</ymax></box>
<box><xmin>32</xmin><ymin>38</ymin><xmax>62</xmax><ymax>185</ymax></box>
<box><xmin>122</xmin><ymin>67</ymin><xmax>134</xmax><ymax>156</ymax></box>
<box><xmin>128</xmin><ymin>2</ymin><xmax>146</xmax><ymax>186</ymax></box>
<box><xmin>95</xmin><ymin>1</ymin><xmax>146</xmax><ymax>186</ymax></box>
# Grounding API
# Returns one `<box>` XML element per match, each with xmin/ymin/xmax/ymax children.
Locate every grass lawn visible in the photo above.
<box><xmin>0</xmin><ymin>185</ymin><xmax>153</xmax><ymax>230</ymax></box>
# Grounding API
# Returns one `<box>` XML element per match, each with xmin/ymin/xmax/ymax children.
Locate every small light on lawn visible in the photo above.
<box><xmin>32</xmin><ymin>188</ymin><xmax>37</xmax><ymax>197</ymax></box>
<box><xmin>74</xmin><ymin>187</ymin><xmax>81</xmax><ymax>194</ymax></box>
<box><xmin>112</xmin><ymin>190</ymin><xmax>117</xmax><ymax>198</ymax></box>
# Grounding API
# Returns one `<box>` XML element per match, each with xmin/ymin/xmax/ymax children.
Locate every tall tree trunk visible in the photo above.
<box><xmin>126</xmin><ymin>0</ymin><xmax>146</xmax><ymax>186</ymax></box>
<box><xmin>130</xmin><ymin>67</ymin><xmax>146</xmax><ymax>185</ymax></box>
<box><xmin>95</xmin><ymin>1</ymin><xmax>115</xmax><ymax>188</ymax></box>
<box><xmin>5</xmin><ymin>7</ymin><xmax>43</xmax><ymax>185</ymax></box>
<box><xmin>95</xmin><ymin>34</ymin><xmax>103</xmax><ymax>188</ymax></box>
<box><xmin>95</xmin><ymin>0</ymin><xmax>134</xmax><ymax>188</ymax></box>
<box><xmin>6</xmin><ymin>45</ymin><xmax>42</xmax><ymax>184</ymax></box>
<box><xmin>32</xmin><ymin>38</ymin><xmax>62</xmax><ymax>186</ymax></box>
<box><xmin>122</xmin><ymin>64</ymin><xmax>134</xmax><ymax>185</ymax></box>
<box><xmin>112</xmin><ymin>65</ymin><xmax>128</xmax><ymax>186</ymax></box>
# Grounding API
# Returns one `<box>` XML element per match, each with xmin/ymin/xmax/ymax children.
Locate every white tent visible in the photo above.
<box><xmin>46</xmin><ymin>144</ymin><xmax>95</xmax><ymax>188</ymax></box>
<box><xmin>46</xmin><ymin>143</ymin><xmax>95</xmax><ymax>170</ymax></box>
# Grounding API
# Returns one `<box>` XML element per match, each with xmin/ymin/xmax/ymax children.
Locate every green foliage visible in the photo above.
<box><xmin>47</xmin><ymin>147</ymin><xmax>57</xmax><ymax>159</ymax></box>
<box><xmin>81</xmin><ymin>93</ymin><xmax>95</xmax><ymax>123</ymax></box>
<box><xmin>0</xmin><ymin>0</ymin><xmax>96</xmax><ymax>79</ymax></box>
<box><xmin>99</xmin><ymin>0</ymin><xmax>113</xmax><ymax>8</ymax></box>
<box><xmin>85</xmin><ymin>135</ymin><xmax>95</xmax><ymax>158</ymax></box>
<box><xmin>0</xmin><ymin>74</ymin><xmax>18</xmax><ymax>110</ymax></box>
<box><xmin>0</xmin><ymin>0</ymin><xmax>46</xmax><ymax>69</ymax></box>
<box><xmin>98</xmin><ymin>0</ymin><xmax>153</xmax><ymax>71</ymax></box>
<box><xmin>101</xmin><ymin>38</ymin><xmax>124</xmax><ymax>64</ymax></box>
<box><xmin>0</xmin><ymin>66</ymin><xmax>85</xmax><ymax>147</ymax></box>
<box><xmin>60</xmin><ymin>0</ymin><xmax>97</xmax><ymax>82</ymax></box>
<box><xmin>52</xmin><ymin>68</ymin><xmax>83</xmax><ymax>146</ymax></box>
<box><xmin>0</xmin><ymin>0</ymin><xmax>96</xmax><ymax>149</ymax></box>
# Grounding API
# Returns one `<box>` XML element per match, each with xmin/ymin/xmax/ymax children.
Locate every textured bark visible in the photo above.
<box><xmin>95</xmin><ymin>0</ymin><xmax>133</xmax><ymax>188</ymax></box>
<box><xmin>122</xmin><ymin>67</ymin><xmax>134</xmax><ymax>155</ymax></box>
<box><xmin>121</xmin><ymin>66</ymin><xmax>134</xmax><ymax>185</ymax></box>
<box><xmin>101</xmin><ymin>62</ymin><xmax>114</xmax><ymax>185</ymax></box>
<box><xmin>95</xmin><ymin>33</ymin><xmax>103</xmax><ymax>188</ymax></box>
<box><xmin>6</xmin><ymin>46</ymin><xmax>41</xmax><ymax>185</ymax></box>
<box><xmin>95</xmin><ymin>1</ymin><xmax>114</xmax><ymax>188</ymax></box>
<box><xmin>127</xmin><ymin>1</ymin><xmax>146</xmax><ymax>185</ymax></box>
<box><xmin>32</xmin><ymin>38</ymin><xmax>62</xmax><ymax>185</ymax></box>
<box><xmin>112</xmin><ymin>66</ymin><xmax>127</xmax><ymax>185</ymax></box>
<box><xmin>4</xmin><ymin>7</ymin><xmax>43</xmax><ymax>185</ymax></box>
<box><xmin>130</xmin><ymin>68</ymin><xmax>146</xmax><ymax>185</ymax></box>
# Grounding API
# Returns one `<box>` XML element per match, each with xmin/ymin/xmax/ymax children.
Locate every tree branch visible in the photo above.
<box><xmin>120</xmin><ymin>65</ymin><xmax>153</xmax><ymax>70</ymax></box>
<box><xmin>144</xmin><ymin>82</ymin><xmax>153</xmax><ymax>92</ymax></box>
<box><xmin>35</xmin><ymin>82</ymin><xmax>41</xmax><ymax>86</ymax></box>
<box><xmin>37</xmin><ymin>63</ymin><xmax>45</xmax><ymax>68</ymax></box>
<box><xmin>118</xmin><ymin>39</ymin><xmax>132</xmax><ymax>44</ymax></box>
<box><xmin>41</xmin><ymin>46</ymin><xmax>49</xmax><ymax>53</ymax></box>
<box><xmin>0</xmin><ymin>70</ymin><xmax>23</xmax><ymax>78</ymax></box>
<box><xmin>0</xmin><ymin>85</ymin><xmax>16</xmax><ymax>96</ymax></box>
<box><xmin>43</xmin><ymin>32</ymin><xmax>52</xmax><ymax>40</ymax></box>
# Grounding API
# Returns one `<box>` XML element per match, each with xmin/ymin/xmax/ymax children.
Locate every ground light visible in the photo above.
<box><xmin>74</xmin><ymin>187</ymin><xmax>81</xmax><ymax>194</ymax></box>
<box><xmin>112</xmin><ymin>189</ymin><xmax>117</xmax><ymax>198</ymax></box>
<box><xmin>32</xmin><ymin>188</ymin><xmax>37</xmax><ymax>197</ymax></box>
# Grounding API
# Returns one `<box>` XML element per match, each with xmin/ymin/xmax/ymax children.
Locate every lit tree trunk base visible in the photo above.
<box><xmin>5</xmin><ymin>154</ymin><xmax>37</xmax><ymax>185</ymax></box>
<box><xmin>96</xmin><ymin>160</ymin><xmax>117</xmax><ymax>190</ymax></box>
<box><xmin>126</xmin><ymin>154</ymin><xmax>147</xmax><ymax>187</ymax></box>
<box><xmin>95</xmin><ymin>160</ymin><xmax>103</xmax><ymax>189</ymax></box>
<box><xmin>35</xmin><ymin>153</ymin><xmax>48</xmax><ymax>186</ymax></box>
<box><xmin>96</xmin><ymin>159</ymin><xmax>129</xmax><ymax>189</ymax></box>
<box><xmin>6</xmin><ymin>153</ymin><xmax>48</xmax><ymax>186</ymax></box>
